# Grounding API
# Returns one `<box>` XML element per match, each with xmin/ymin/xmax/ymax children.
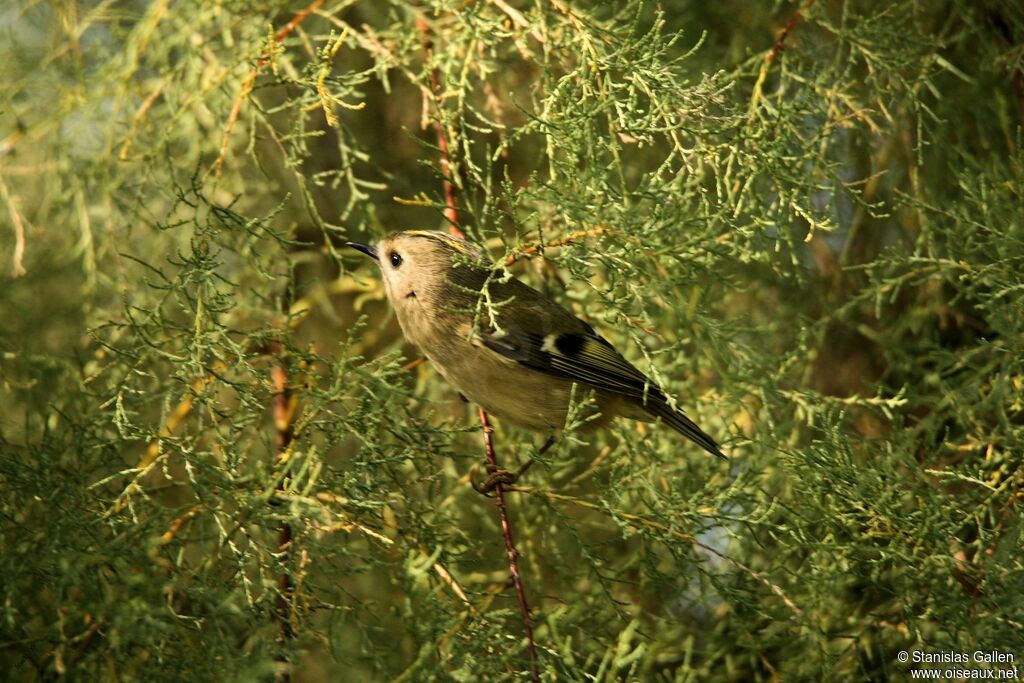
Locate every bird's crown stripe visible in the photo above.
<box><xmin>402</xmin><ymin>230</ymin><xmax>472</xmax><ymax>254</ymax></box>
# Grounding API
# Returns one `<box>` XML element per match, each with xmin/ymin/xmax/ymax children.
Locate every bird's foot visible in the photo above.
<box><xmin>471</xmin><ymin>460</ymin><xmax>535</xmax><ymax>496</ymax></box>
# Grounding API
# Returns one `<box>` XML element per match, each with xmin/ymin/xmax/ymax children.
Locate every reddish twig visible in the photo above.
<box><xmin>119</xmin><ymin>78</ymin><xmax>167</xmax><ymax>160</ymax></box>
<box><xmin>505</xmin><ymin>226</ymin><xmax>610</xmax><ymax>265</ymax></box>
<box><xmin>214</xmin><ymin>0</ymin><xmax>327</xmax><ymax>177</ymax></box>
<box><xmin>766</xmin><ymin>1</ymin><xmax>810</xmax><ymax>65</ymax></box>
<box><xmin>479</xmin><ymin>409</ymin><xmax>540</xmax><ymax>681</ymax></box>
<box><xmin>418</xmin><ymin>17</ymin><xmax>536</xmax><ymax>677</ymax></box>
<box><xmin>417</xmin><ymin>17</ymin><xmax>461</xmax><ymax>234</ymax></box>
<box><xmin>266</xmin><ymin>0</ymin><xmax>327</xmax><ymax>57</ymax></box>
<box><xmin>271</xmin><ymin>351</ymin><xmax>297</xmax><ymax>682</ymax></box>
<box><xmin>750</xmin><ymin>0</ymin><xmax>812</xmax><ymax>112</ymax></box>
<box><xmin>401</xmin><ymin>356</ymin><xmax>427</xmax><ymax>371</ymax></box>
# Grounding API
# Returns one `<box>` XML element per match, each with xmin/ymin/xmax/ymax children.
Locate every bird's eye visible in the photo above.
<box><xmin>389</xmin><ymin>251</ymin><xmax>403</xmax><ymax>268</ymax></box>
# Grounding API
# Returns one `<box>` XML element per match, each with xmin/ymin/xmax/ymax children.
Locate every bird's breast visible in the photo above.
<box><xmin>419</xmin><ymin>322</ymin><xmax>572</xmax><ymax>432</ymax></box>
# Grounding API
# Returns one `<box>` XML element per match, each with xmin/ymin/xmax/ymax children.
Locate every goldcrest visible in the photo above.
<box><xmin>347</xmin><ymin>230</ymin><xmax>723</xmax><ymax>459</ymax></box>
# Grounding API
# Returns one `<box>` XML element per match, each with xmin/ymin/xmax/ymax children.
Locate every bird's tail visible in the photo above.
<box><xmin>647</xmin><ymin>399</ymin><xmax>726</xmax><ymax>459</ymax></box>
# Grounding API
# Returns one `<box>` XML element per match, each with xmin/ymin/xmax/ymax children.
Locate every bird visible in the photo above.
<box><xmin>347</xmin><ymin>230</ymin><xmax>724</xmax><ymax>488</ymax></box>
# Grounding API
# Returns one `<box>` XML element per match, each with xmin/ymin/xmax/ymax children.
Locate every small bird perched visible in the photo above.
<box><xmin>347</xmin><ymin>230</ymin><xmax>724</xmax><ymax>484</ymax></box>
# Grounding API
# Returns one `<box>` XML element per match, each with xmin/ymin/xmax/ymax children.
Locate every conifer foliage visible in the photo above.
<box><xmin>1</xmin><ymin>1</ymin><xmax>1022</xmax><ymax>680</ymax></box>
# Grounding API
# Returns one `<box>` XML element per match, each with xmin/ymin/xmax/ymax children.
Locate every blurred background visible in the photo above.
<box><xmin>1</xmin><ymin>1</ymin><xmax>1022</xmax><ymax>680</ymax></box>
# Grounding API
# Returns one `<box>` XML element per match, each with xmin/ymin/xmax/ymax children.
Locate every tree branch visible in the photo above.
<box><xmin>0</xmin><ymin>168</ymin><xmax>27</xmax><ymax>277</ymax></box>
<box><xmin>213</xmin><ymin>0</ymin><xmax>327</xmax><ymax>178</ymax></box>
<box><xmin>765</xmin><ymin>3</ymin><xmax>807</xmax><ymax>65</ymax></box>
<box><xmin>418</xmin><ymin>18</ymin><xmax>538</xmax><ymax>678</ymax></box>
<box><xmin>479</xmin><ymin>409</ymin><xmax>540</xmax><ymax>681</ymax></box>
<box><xmin>417</xmin><ymin>16</ymin><xmax>461</xmax><ymax>234</ymax></box>
<box><xmin>271</xmin><ymin>347</ymin><xmax>297</xmax><ymax>683</ymax></box>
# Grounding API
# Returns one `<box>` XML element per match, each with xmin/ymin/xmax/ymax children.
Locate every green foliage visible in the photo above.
<box><xmin>1</xmin><ymin>0</ymin><xmax>1022</xmax><ymax>680</ymax></box>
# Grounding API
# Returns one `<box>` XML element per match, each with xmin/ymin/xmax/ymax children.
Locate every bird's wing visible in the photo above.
<box><xmin>450</xmin><ymin>269</ymin><xmax>660</xmax><ymax>400</ymax></box>
<box><xmin>470</xmin><ymin>278</ymin><xmax>724</xmax><ymax>458</ymax></box>
<box><xmin>479</xmin><ymin>326</ymin><xmax>663</xmax><ymax>402</ymax></box>
<box><xmin>482</xmin><ymin>326</ymin><xmax>725</xmax><ymax>458</ymax></box>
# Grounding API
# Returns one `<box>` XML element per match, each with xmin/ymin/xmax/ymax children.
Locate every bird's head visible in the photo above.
<box><xmin>347</xmin><ymin>230</ymin><xmax>483</xmax><ymax>313</ymax></box>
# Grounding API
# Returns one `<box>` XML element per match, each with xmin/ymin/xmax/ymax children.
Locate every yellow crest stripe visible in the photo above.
<box><xmin>402</xmin><ymin>230</ymin><xmax>472</xmax><ymax>254</ymax></box>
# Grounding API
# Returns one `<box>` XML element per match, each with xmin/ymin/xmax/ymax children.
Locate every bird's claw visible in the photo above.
<box><xmin>471</xmin><ymin>459</ymin><xmax>535</xmax><ymax>496</ymax></box>
<box><xmin>471</xmin><ymin>468</ymin><xmax>519</xmax><ymax>496</ymax></box>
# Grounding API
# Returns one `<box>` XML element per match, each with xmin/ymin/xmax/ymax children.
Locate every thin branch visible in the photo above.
<box><xmin>302</xmin><ymin>491</ymin><xmax>477</xmax><ymax>609</ymax></box>
<box><xmin>506</xmin><ymin>226</ymin><xmax>610</xmax><ymax>265</ymax></box>
<box><xmin>418</xmin><ymin>18</ymin><xmax>535</xmax><ymax>677</ymax></box>
<box><xmin>111</xmin><ymin>371</ymin><xmax>222</xmax><ymax>514</ymax></box>
<box><xmin>479</xmin><ymin>409</ymin><xmax>540</xmax><ymax>681</ymax></box>
<box><xmin>401</xmin><ymin>356</ymin><xmax>427</xmax><ymax>371</ymax></box>
<box><xmin>213</xmin><ymin>0</ymin><xmax>327</xmax><ymax>178</ymax></box>
<box><xmin>417</xmin><ymin>16</ymin><xmax>461</xmax><ymax>234</ymax></box>
<box><xmin>393</xmin><ymin>574</ymin><xmax>512</xmax><ymax>683</ymax></box>
<box><xmin>0</xmin><ymin>169</ymin><xmax>27</xmax><ymax>277</ymax></box>
<box><xmin>1013</xmin><ymin>70</ymin><xmax>1024</xmax><ymax>120</ymax></box>
<box><xmin>271</xmin><ymin>347</ymin><xmax>297</xmax><ymax>682</ymax></box>
<box><xmin>118</xmin><ymin>78</ymin><xmax>168</xmax><ymax>160</ymax></box>
<box><xmin>766</xmin><ymin>2</ymin><xmax>809</xmax><ymax>65</ymax></box>
<box><xmin>749</xmin><ymin>1</ymin><xmax>812</xmax><ymax>113</ymax></box>
<box><xmin>148</xmin><ymin>503</ymin><xmax>204</xmax><ymax>567</ymax></box>
<box><xmin>486</xmin><ymin>0</ymin><xmax>545</xmax><ymax>44</ymax></box>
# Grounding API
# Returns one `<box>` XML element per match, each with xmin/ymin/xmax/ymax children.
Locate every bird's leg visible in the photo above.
<box><xmin>472</xmin><ymin>435</ymin><xmax>555</xmax><ymax>495</ymax></box>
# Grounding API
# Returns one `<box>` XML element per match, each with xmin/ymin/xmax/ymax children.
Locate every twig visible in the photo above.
<box><xmin>139</xmin><ymin>374</ymin><xmax>216</xmax><ymax>469</ymax></box>
<box><xmin>839</xmin><ymin>131</ymin><xmax>897</xmax><ymax>267</ymax></box>
<box><xmin>0</xmin><ymin>169</ymin><xmax>27</xmax><ymax>277</ymax></box>
<box><xmin>418</xmin><ymin>18</ymin><xmax>536</xmax><ymax>677</ymax></box>
<box><xmin>305</xmin><ymin>26</ymin><xmax>366</xmax><ymax>127</ymax></box>
<box><xmin>401</xmin><ymin>356</ymin><xmax>427</xmax><ymax>371</ymax></box>
<box><xmin>156</xmin><ymin>503</ymin><xmax>203</xmax><ymax>547</ymax></box>
<box><xmin>505</xmin><ymin>226</ymin><xmax>610</xmax><ymax>265</ymax></box>
<box><xmin>479</xmin><ymin>409</ymin><xmax>540</xmax><ymax>681</ymax></box>
<box><xmin>148</xmin><ymin>503</ymin><xmax>204</xmax><ymax>567</ymax></box>
<box><xmin>302</xmin><ymin>492</ymin><xmax>477</xmax><ymax>609</ymax></box>
<box><xmin>213</xmin><ymin>0</ymin><xmax>327</xmax><ymax>177</ymax></box>
<box><xmin>486</xmin><ymin>0</ymin><xmax>545</xmax><ymax>44</ymax></box>
<box><xmin>765</xmin><ymin>3</ymin><xmax>808</xmax><ymax>66</ymax></box>
<box><xmin>110</xmin><ymin>371</ymin><xmax>222</xmax><ymax>514</ymax></box>
<box><xmin>393</xmin><ymin>575</ymin><xmax>512</xmax><ymax>683</ymax></box>
<box><xmin>271</xmin><ymin>347</ymin><xmax>297</xmax><ymax>682</ymax></box>
<box><xmin>417</xmin><ymin>17</ymin><xmax>461</xmax><ymax>233</ymax></box>
<box><xmin>749</xmin><ymin>1</ymin><xmax>812</xmax><ymax>114</ymax></box>
<box><xmin>118</xmin><ymin>78</ymin><xmax>168</xmax><ymax>160</ymax></box>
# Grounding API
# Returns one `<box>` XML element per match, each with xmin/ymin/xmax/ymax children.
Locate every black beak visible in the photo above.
<box><xmin>346</xmin><ymin>242</ymin><xmax>378</xmax><ymax>261</ymax></box>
